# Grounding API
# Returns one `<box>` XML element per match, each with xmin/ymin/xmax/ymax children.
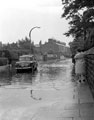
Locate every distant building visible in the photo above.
<box><xmin>35</xmin><ymin>38</ymin><xmax>71</xmax><ymax>59</ymax></box>
<box><xmin>40</xmin><ymin>38</ymin><xmax>66</xmax><ymax>54</ymax></box>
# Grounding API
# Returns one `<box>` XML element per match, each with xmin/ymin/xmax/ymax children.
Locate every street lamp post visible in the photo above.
<box><xmin>29</xmin><ymin>26</ymin><xmax>40</xmax><ymax>53</ymax></box>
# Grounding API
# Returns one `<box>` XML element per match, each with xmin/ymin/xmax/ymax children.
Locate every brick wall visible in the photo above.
<box><xmin>85</xmin><ymin>48</ymin><xmax>94</xmax><ymax>95</ymax></box>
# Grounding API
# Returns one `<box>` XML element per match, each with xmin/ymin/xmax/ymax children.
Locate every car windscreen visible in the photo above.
<box><xmin>19</xmin><ymin>57</ymin><xmax>33</xmax><ymax>61</ymax></box>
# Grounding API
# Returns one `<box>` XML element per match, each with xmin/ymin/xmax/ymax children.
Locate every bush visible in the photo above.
<box><xmin>0</xmin><ymin>57</ymin><xmax>8</xmax><ymax>66</ymax></box>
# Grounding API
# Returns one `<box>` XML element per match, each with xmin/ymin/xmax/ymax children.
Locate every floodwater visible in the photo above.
<box><xmin>0</xmin><ymin>59</ymin><xmax>75</xmax><ymax>89</ymax></box>
<box><xmin>0</xmin><ymin>59</ymin><xmax>76</xmax><ymax>120</ymax></box>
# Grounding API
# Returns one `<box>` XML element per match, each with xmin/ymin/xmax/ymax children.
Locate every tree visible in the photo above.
<box><xmin>18</xmin><ymin>37</ymin><xmax>31</xmax><ymax>49</ymax></box>
<box><xmin>62</xmin><ymin>0</ymin><xmax>94</xmax><ymax>52</ymax></box>
<box><xmin>3</xmin><ymin>42</ymin><xmax>19</xmax><ymax>50</ymax></box>
<box><xmin>62</xmin><ymin>0</ymin><xmax>94</xmax><ymax>19</ymax></box>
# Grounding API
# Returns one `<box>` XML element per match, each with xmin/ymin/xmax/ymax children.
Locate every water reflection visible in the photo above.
<box><xmin>0</xmin><ymin>71</ymin><xmax>12</xmax><ymax>86</ymax></box>
<box><xmin>38</xmin><ymin>61</ymin><xmax>67</xmax><ymax>83</ymax></box>
<box><xmin>0</xmin><ymin>59</ymin><xmax>74</xmax><ymax>89</ymax></box>
<box><xmin>0</xmin><ymin>71</ymin><xmax>38</xmax><ymax>86</ymax></box>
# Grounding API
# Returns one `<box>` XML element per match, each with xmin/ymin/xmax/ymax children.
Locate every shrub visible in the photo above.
<box><xmin>0</xmin><ymin>57</ymin><xmax>8</xmax><ymax>66</ymax></box>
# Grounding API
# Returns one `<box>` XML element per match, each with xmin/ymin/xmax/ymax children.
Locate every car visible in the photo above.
<box><xmin>15</xmin><ymin>54</ymin><xmax>38</xmax><ymax>73</ymax></box>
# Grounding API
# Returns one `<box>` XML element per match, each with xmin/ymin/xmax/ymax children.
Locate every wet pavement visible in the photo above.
<box><xmin>0</xmin><ymin>59</ymin><xmax>94</xmax><ymax>120</ymax></box>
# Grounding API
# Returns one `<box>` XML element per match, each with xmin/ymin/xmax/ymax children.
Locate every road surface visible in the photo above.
<box><xmin>0</xmin><ymin>59</ymin><xmax>84</xmax><ymax>120</ymax></box>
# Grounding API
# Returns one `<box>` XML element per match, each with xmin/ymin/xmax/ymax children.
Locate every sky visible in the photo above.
<box><xmin>0</xmin><ymin>0</ymin><xmax>73</xmax><ymax>46</ymax></box>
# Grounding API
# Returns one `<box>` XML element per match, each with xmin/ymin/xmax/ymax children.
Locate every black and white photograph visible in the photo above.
<box><xmin>0</xmin><ymin>0</ymin><xmax>94</xmax><ymax>119</ymax></box>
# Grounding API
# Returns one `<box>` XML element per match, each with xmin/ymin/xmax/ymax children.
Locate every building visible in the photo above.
<box><xmin>35</xmin><ymin>38</ymin><xmax>71</xmax><ymax>60</ymax></box>
<box><xmin>41</xmin><ymin>39</ymin><xmax>66</xmax><ymax>53</ymax></box>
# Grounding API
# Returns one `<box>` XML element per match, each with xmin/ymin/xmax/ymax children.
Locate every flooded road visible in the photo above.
<box><xmin>0</xmin><ymin>59</ymin><xmax>77</xmax><ymax>120</ymax></box>
<box><xmin>0</xmin><ymin>59</ymin><xmax>74</xmax><ymax>90</ymax></box>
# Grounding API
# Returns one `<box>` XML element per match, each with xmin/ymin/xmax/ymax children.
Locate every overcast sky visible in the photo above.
<box><xmin>0</xmin><ymin>0</ymin><xmax>73</xmax><ymax>45</ymax></box>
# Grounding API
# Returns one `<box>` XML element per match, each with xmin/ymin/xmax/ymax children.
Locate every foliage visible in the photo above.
<box><xmin>2</xmin><ymin>37</ymin><xmax>35</xmax><ymax>54</ymax></box>
<box><xmin>18</xmin><ymin>37</ymin><xmax>30</xmax><ymax>49</ymax></box>
<box><xmin>62</xmin><ymin>0</ymin><xmax>94</xmax><ymax>18</ymax></box>
<box><xmin>0</xmin><ymin>58</ymin><xmax>8</xmax><ymax>66</ymax></box>
<box><xmin>62</xmin><ymin>0</ymin><xmax>94</xmax><ymax>53</ymax></box>
<box><xmin>1</xmin><ymin>36</ymin><xmax>37</xmax><ymax>63</ymax></box>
